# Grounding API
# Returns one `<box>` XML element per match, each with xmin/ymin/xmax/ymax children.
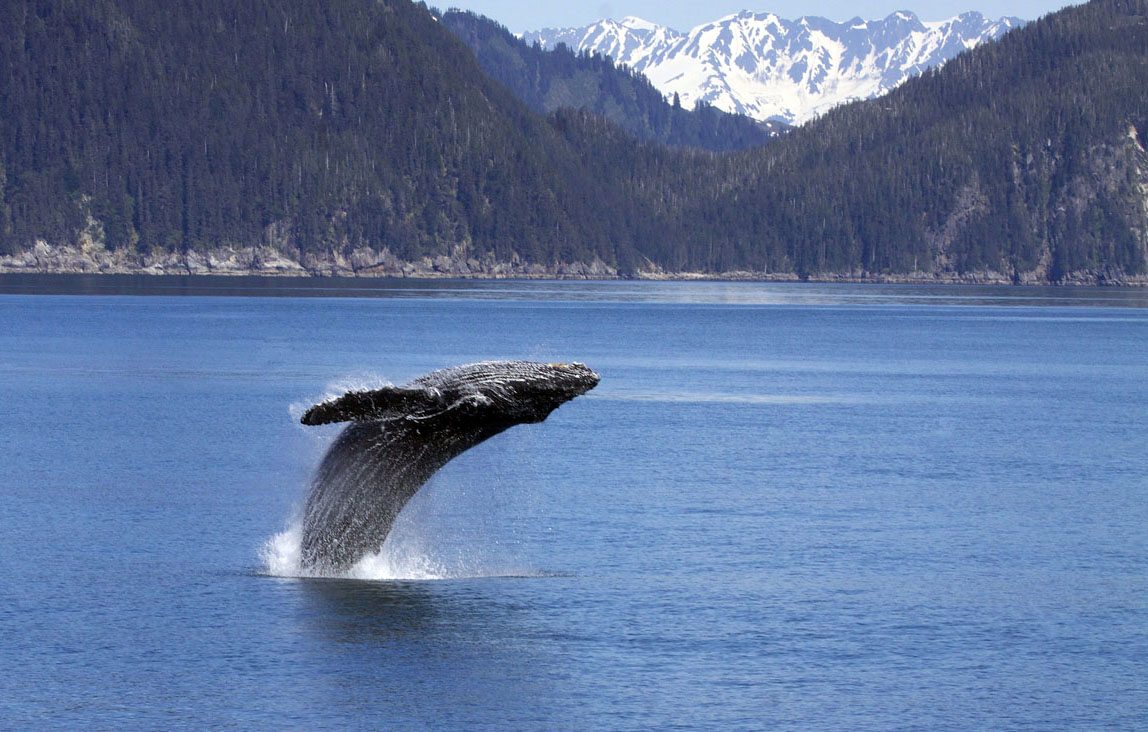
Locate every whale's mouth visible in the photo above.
<box><xmin>539</xmin><ymin>362</ymin><xmax>600</xmax><ymax>399</ymax></box>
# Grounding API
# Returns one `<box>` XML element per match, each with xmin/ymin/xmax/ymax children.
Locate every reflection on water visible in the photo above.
<box><xmin>295</xmin><ymin>577</ymin><xmax>444</xmax><ymax>638</ymax></box>
<box><xmin>3</xmin><ymin>272</ymin><xmax>1148</xmax><ymax>307</ymax></box>
<box><xmin>288</xmin><ymin>576</ymin><xmax>570</xmax><ymax>727</ymax></box>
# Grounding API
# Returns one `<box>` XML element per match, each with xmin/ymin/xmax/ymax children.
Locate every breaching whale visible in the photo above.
<box><xmin>298</xmin><ymin>360</ymin><xmax>599</xmax><ymax>573</ymax></box>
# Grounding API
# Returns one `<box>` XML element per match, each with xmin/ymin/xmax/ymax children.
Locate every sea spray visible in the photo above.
<box><xmin>259</xmin><ymin>508</ymin><xmax>532</xmax><ymax>581</ymax></box>
<box><xmin>259</xmin><ymin>518</ymin><xmax>459</xmax><ymax>579</ymax></box>
<box><xmin>260</xmin><ymin>457</ymin><xmax>532</xmax><ymax>580</ymax></box>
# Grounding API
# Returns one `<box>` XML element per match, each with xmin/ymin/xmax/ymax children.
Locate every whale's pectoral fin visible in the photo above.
<box><xmin>300</xmin><ymin>386</ymin><xmax>446</xmax><ymax>426</ymax></box>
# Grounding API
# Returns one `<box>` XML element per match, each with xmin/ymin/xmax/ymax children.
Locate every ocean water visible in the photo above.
<box><xmin>0</xmin><ymin>275</ymin><xmax>1145</xmax><ymax>730</ymax></box>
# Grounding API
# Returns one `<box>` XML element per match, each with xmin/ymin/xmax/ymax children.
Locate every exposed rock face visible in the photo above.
<box><xmin>0</xmin><ymin>241</ymin><xmax>309</xmax><ymax>276</ymax></box>
<box><xmin>4</xmin><ymin>239</ymin><xmax>1146</xmax><ymax>284</ymax></box>
<box><xmin>0</xmin><ymin>240</ymin><xmax>621</xmax><ymax>280</ymax></box>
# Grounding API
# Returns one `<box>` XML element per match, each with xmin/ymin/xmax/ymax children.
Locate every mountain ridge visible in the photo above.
<box><xmin>439</xmin><ymin>10</ymin><xmax>786</xmax><ymax>152</ymax></box>
<box><xmin>523</xmin><ymin>10</ymin><xmax>1022</xmax><ymax>124</ymax></box>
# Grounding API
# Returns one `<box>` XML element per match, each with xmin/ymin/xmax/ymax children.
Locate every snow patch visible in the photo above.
<box><xmin>523</xmin><ymin>10</ymin><xmax>1023</xmax><ymax>125</ymax></box>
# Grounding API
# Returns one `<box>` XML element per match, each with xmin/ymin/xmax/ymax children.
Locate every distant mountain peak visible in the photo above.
<box><xmin>523</xmin><ymin>9</ymin><xmax>1022</xmax><ymax>124</ymax></box>
<box><xmin>441</xmin><ymin>9</ymin><xmax>784</xmax><ymax>152</ymax></box>
<box><xmin>617</xmin><ymin>15</ymin><xmax>659</xmax><ymax>31</ymax></box>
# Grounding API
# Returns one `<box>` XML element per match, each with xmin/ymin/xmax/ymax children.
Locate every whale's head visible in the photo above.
<box><xmin>418</xmin><ymin>360</ymin><xmax>600</xmax><ymax>424</ymax></box>
<box><xmin>301</xmin><ymin>360</ymin><xmax>599</xmax><ymax>427</ymax></box>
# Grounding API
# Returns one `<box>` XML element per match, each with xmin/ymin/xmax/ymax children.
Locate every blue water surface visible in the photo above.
<box><xmin>0</xmin><ymin>276</ymin><xmax>1145</xmax><ymax>730</ymax></box>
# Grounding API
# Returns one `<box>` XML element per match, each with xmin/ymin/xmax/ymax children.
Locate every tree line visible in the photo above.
<box><xmin>0</xmin><ymin>0</ymin><xmax>1144</xmax><ymax>281</ymax></box>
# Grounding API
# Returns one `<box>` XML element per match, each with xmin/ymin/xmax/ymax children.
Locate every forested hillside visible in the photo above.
<box><xmin>439</xmin><ymin>10</ymin><xmax>784</xmax><ymax>152</ymax></box>
<box><xmin>0</xmin><ymin>0</ymin><xmax>642</xmax><ymax>271</ymax></box>
<box><xmin>677</xmin><ymin>0</ymin><xmax>1148</xmax><ymax>281</ymax></box>
<box><xmin>0</xmin><ymin>0</ymin><xmax>1145</xmax><ymax>283</ymax></box>
<box><xmin>545</xmin><ymin>0</ymin><xmax>1148</xmax><ymax>282</ymax></box>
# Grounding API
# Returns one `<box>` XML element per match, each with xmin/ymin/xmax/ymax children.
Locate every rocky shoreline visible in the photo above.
<box><xmin>2</xmin><ymin>240</ymin><xmax>1146</xmax><ymax>286</ymax></box>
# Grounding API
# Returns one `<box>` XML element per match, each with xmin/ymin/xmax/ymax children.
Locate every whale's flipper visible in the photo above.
<box><xmin>297</xmin><ymin>361</ymin><xmax>599</xmax><ymax>573</ymax></box>
<box><xmin>300</xmin><ymin>386</ymin><xmax>446</xmax><ymax>425</ymax></box>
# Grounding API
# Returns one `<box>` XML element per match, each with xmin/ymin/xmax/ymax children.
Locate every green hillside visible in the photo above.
<box><xmin>0</xmin><ymin>0</ymin><xmax>639</xmax><ymax>268</ymax></box>
<box><xmin>0</xmin><ymin>0</ymin><xmax>1145</xmax><ymax>283</ymax></box>
<box><xmin>683</xmin><ymin>0</ymin><xmax>1148</xmax><ymax>281</ymax></box>
<box><xmin>438</xmin><ymin>10</ymin><xmax>784</xmax><ymax>152</ymax></box>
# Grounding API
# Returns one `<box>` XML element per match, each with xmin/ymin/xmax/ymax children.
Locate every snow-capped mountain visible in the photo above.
<box><xmin>523</xmin><ymin>10</ymin><xmax>1022</xmax><ymax>125</ymax></box>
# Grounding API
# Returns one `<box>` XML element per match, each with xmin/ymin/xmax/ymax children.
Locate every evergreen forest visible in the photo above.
<box><xmin>0</xmin><ymin>0</ymin><xmax>1145</xmax><ymax>282</ymax></box>
<box><xmin>438</xmin><ymin>10</ymin><xmax>785</xmax><ymax>152</ymax></box>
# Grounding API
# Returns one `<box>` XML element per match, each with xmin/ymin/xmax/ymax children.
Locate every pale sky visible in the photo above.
<box><xmin>436</xmin><ymin>1</ymin><xmax>1080</xmax><ymax>33</ymax></box>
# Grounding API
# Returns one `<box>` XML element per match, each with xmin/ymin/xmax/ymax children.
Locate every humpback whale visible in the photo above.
<box><xmin>298</xmin><ymin>361</ymin><xmax>599</xmax><ymax>573</ymax></box>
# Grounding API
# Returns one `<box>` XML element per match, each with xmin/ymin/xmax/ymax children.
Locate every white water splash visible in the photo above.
<box><xmin>259</xmin><ymin>512</ymin><xmax>538</xmax><ymax>581</ymax></box>
<box><xmin>259</xmin><ymin>521</ymin><xmax>307</xmax><ymax>576</ymax></box>
<box><xmin>259</xmin><ymin>519</ymin><xmax>456</xmax><ymax>580</ymax></box>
